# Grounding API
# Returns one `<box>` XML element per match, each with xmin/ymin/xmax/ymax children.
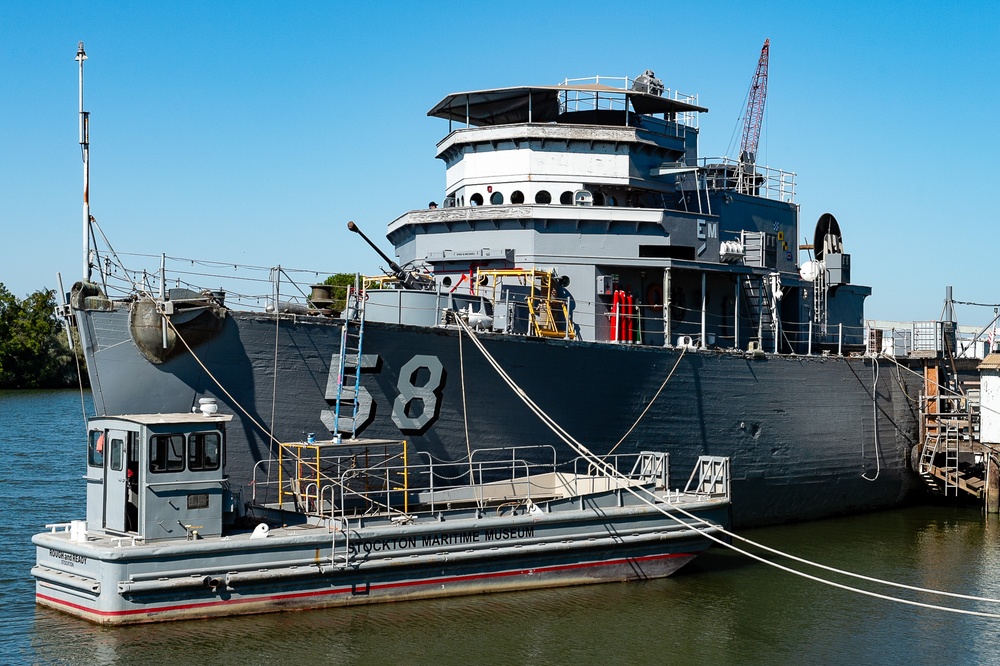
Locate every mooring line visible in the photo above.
<box><xmin>454</xmin><ymin>315</ymin><xmax>1000</xmax><ymax>617</ymax></box>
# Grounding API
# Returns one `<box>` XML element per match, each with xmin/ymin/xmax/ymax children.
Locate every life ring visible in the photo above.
<box><xmin>646</xmin><ymin>283</ymin><xmax>663</xmax><ymax>312</ymax></box>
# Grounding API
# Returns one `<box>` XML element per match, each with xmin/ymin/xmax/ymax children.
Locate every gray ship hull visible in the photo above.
<box><xmin>78</xmin><ymin>306</ymin><xmax>924</xmax><ymax>528</ymax></box>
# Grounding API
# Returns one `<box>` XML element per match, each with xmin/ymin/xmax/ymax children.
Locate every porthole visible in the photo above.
<box><xmin>535</xmin><ymin>190</ymin><xmax>552</xmax><ymax>204</ymax></box>
<box><xmin>593</xmin><ymin>192</ymin><xmax>606</xmax><ymax>206</ymax></box>
<box><xmin>490</xmin><ymin>191</ymin><xmax>504</xmax><ymax>205</ymax></box>
<box><xmin>470</xmin><ymin>193</ymin><xmax>483</xmax><ymax>206</ymax></box>
<box><xmin>443</xmin><ymin>276</ymin><xmax>453</xmax><ymax>287</ymax></box>
<box><xmin>560</xmin><ymin>191</ymin><xmax>573</xmax><ymax>205</ymax></box>
<box><xmin>511</xmin><ymin>190</ymin><xmax>525</xmax><ymax>204</ymax></box>
<box><xmin>607</xmin><ymin>196</ymin><xmax>617</xmax><ymax>206</ymax></box>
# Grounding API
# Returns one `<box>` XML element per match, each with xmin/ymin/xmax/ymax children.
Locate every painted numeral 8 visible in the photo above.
<box><xmin>391</xmin><ymin>355</ymin><xmax>445</xmax><ymax>433</ymax></box>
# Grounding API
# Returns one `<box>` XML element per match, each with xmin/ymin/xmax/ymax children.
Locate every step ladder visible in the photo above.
<box><xmin>331</xmin><ymin>282</ymin><xmax>367</xmax><ymax>440</ymax></box>
<box><xmin>918</xmin><ymin>428</ymin><xmax>944</xmax><ymax>494</ymax></box>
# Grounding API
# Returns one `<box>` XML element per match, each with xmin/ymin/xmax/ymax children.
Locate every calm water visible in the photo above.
<box><xmin>4</xmin><ymin>390</ymin><xmax>1000</xmax><ymax>665</ymax></box>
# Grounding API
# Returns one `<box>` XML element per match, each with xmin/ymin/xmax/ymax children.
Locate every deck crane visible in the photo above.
<box><xmin>735</xmin><ymin>38</ymin><xmax>769</xmax><ymax>194</ymax></box>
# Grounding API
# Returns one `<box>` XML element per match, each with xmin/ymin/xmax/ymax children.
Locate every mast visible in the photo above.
<box><xmin>76</xmin><ymin>41</ymin><xmax>91</xmax><ymax>282</ymax></box>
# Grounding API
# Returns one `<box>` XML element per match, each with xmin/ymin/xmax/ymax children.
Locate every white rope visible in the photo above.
<box><xmin>154</xmin><ymin>298</ymin><xmax>281</xmax><ymax>447</ymax></box>
<box><xmin>454</xmin><ymin>316</ymin><xmax>1000</xmax><ymax>617</ymax></box>
<box><xmin>457</xmin><ymin>324</ymin><xmax>484</xmax><ymax>509</ymax></box>
<box><xmin>605</xmin><ymin>345</ymin><xmax>687</xmax><ymax>458</ymax></box>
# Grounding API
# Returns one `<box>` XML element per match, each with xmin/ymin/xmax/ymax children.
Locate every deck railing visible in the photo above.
<box><xmin>697</xmin><ymin>156</ymin><xmax>796</xmax><ymax>203</ymax></box>
<box><xmin>250</xmin><ymin>445</ymin><xmax>676</xmax><ymax>521</ymax></box>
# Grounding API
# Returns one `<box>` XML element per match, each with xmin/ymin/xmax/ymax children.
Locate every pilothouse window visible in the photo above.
<box><xmin>149</xmin><ymin>434</ymin><xmax>185</xmax><ymax>473</ymax></box>
<box><xmin>188</xmin><ymin>432</ymin><xmax>222</xmax><ymax>471</ymax></box>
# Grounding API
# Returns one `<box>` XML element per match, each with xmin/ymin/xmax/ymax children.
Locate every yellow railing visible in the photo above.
<box><xmin>474</xmin><ymin>268</ymin><xmax>575</xmax><ymax>340</ymax></box>
<box><xmin>276</xmin><ymin>438</ymin><xmax>409</xmax><ymax>516</ymax></box>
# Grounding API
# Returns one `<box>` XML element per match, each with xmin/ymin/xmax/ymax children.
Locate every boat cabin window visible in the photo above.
<box><xmin>511</xmin><ymin>190</ymin><xmax>524</xmax><ymax>204</ymax></box>
<box><xmin>534</xmin><ymin>190</ymin><xmax>551</xmax><ymax>204</ymax></box>
<box><xmin>470</xmin><ymin>193</ymin><xmax>484</xmax><ymax>206</ymax></box>
<box><xmin>109</xmin><ymin>437</ymin><xmax>125</xmax><ymax>472</ymax></box>
<box><xmin>88</xmin><ymin>431</ymin><xmax>104</xmax><ymax>468</ymax></box>
<box><xmin>560</xmin><ymin>191</ymin><xmax>573</xmax><ymax>205</ymax></box>
<box><xmin>188</xmin><ymin>432</ymin><xmax>222</xmax><ymax>471</ymax></box>
<box><xmin>149</xmin><ymin>434</ymin><xmax>185</xmax><ymax>473</ymax></box>
<box><xmin>490</xmin><ymin>191</ymin><xmax>504</xmax><ymax>205</ymax></box>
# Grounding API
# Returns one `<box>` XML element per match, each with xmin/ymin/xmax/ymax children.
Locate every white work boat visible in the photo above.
<box><xmin>33</xmin><ymin>405</ymin><xmax>730</xmax><ymax>624</ymax></box>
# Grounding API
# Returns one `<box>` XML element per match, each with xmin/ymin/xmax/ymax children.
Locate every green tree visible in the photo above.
<box><xmin>322</xmin><ymin>273</ymin><xmax>361</xmax><ymax>312</ymax></box>
<box><xmin>0</xmin><ymin>283</ymin><xmax>81</xmax><ymax>388</ymax></box>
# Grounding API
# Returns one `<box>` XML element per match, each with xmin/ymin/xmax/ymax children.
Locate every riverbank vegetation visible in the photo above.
<box><xmin>0</xmin><ymin>283</ymin><xmax>86</xmax><ymax>389</ymax></box>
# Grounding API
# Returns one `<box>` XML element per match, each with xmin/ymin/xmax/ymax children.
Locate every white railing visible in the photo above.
<box><xmin>697</xmin><ymin>157</ymin><xmax>797</xmax><ymax>203</ymax></box>
<box><xmin>251</xmin><ymin>446</ymin><xmax>667</xmax><ymax>520</ymax></box>
<box><xmin>558</xmin><ymin>75</ymin><xmax>700</xmax><ymax>128</ymax></box>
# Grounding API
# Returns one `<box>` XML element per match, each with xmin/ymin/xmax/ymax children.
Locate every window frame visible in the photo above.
<box><xmin>188</xmin><ymin>431</ymin><xmax>222</xmax><ymax>472</ymax></box>
<box><xmin>149</xmin><ymin>433</ymin><xmax>186</xmax><ymax>473</ymax></box>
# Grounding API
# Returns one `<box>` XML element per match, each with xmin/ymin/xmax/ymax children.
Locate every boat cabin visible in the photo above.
<box><xmin>85</xmin><ymin>410</ymin><xmax>233</xmax><ymax>541</ymax></box>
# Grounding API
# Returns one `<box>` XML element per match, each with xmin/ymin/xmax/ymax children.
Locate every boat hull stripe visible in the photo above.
<box><xmin>36</xmin><ymin>550</ymin><xmax>694</xmax><ymax>618</ymax></box>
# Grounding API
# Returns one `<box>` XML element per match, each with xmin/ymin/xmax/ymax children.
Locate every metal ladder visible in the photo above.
<box><xmin>332</xmin><ymin>281</ymin><xmax>367</xmax><ymax>440</ymax></box>
<box><xmin>740</xmin><ymin>275</ymin><xmax>773</xmax><ymax>350</ymax></box>
<box><xmin>918</xmin><ymin>419</ymin><xmax>962</xmax><ymax>496</ymax></box>
<box><xmin>941</xmin><ymin>420</ymin><xmax>961</xmax><ymax>496</ymax></box>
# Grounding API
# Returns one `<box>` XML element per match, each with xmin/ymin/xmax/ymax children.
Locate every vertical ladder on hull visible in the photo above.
<box><xmin>812</xmin><ymin>265</ymin><xmax>828</xmax><ymax>335</ymax></box>
<box><xmin>740</xmin><ymin>275</ymin><xmax>774</xmax><ymax>350</ymax></box>
<box><xmin>942</xmin><ymin>420</ymin><xmax>961</xmax><ymax>496</ymax></box>
<box><xmin>333</xmin><ymin>283</ymin><xmax>367</xmax><ymax>440</ymax></box>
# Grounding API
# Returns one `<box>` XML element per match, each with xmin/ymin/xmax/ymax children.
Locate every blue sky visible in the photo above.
<box><xmin>2</xmin><ymin>1</ymin><xmax>997</xmax><ymax>324</ymax></box>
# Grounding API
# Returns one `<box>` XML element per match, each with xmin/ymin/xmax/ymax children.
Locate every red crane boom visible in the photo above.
<box><xmin>739</xmin><ymin>38</ymin><xmax>769</xmax><ymax>167</ymax></box>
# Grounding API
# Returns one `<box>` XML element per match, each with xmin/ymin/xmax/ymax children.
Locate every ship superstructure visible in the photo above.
<box><xmin>373</xmin><ymin>74</ymin><xmax>865</xmax><ymax>353</ymax></box>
